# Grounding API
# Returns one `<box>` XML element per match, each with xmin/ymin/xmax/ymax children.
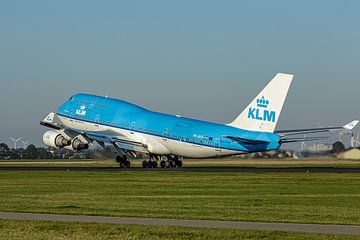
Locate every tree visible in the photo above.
<box><xmin>23</xmin><ymin>144</ymin><xmax>37</xmax><ymax>159</ymax></box>
<box><xmin>36</xmin><ymin>147</ymin><xmax>53</xmax><ymax>159</ymax></box>
<box><xmin>0</xmin><ymin>143</ymin><xmax>11</xmax><ymax>159</ymax></box>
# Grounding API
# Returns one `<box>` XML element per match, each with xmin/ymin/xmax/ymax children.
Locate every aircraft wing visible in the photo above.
<box><xmin>85</xmin><ymin>133</ymin><xmax>148</xmax><ymax>153</ymax></box>
<box><xmin>279</xmin><ymin>136</ymin><xmax>329</xmax><ymax>144</ymax></box>
<box><xmin>40</xmin><ymin>112</ymin><xmax>64</xmax><ymax>130</ymax></box>
<box><xmin>275</xmin><ymin>120</ymin><xmax>359</xmax><ymax>137</ymax></box>
<box><xmin>40</xmin><ymin>112</ymin><xmax>148</xmax><ymax>153</ymax></box>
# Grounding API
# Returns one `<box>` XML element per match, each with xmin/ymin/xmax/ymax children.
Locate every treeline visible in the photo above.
<box><xmin>0</xmin><ymin>143</ymin><xmax>88</xmax><ymax>160</ymax></box>
<box><xmin>0</xmin><ymin>143</ymin><xmax>141</xmax><ymax>160</ymax></box>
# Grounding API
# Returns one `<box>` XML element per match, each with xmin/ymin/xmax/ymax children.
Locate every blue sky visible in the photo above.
<box><xmin>0</xmin><ymin>1</ymin><xmax>359</xmax><ymax>147</ymax></box>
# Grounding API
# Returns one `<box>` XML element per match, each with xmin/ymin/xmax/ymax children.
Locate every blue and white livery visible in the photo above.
<box><xmin>40</xmin><ymin>73</ymin><xmax>358</xmax><ymax>168</ymax></box>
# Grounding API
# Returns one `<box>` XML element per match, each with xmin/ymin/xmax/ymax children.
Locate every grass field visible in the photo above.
<box><xmin>0</xmin><ymin>171</ymin><xmax>359</xmax><ymax>225</ymax></box>
<box><xmin>1</xmin><ymin>158</ymin><xmax>360</xmax><ymax>168</ymax></box>
<box><xmin>0</xmin><ymin>220</ymin><xmax>359</xmax><ymax>240</ymax></box>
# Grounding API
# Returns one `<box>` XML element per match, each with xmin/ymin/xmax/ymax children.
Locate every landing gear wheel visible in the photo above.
<box><xmin>142</xmin><ymin>160</ymin><xmax>148</xmax><ymax>168</ymax></box>
<box><xmin>176</xmin><ymin>160</ymin><xmax>182</xmax><ymax>168</ymax></box>
<box><xmin>117</xmin><ymin>155</ymin><xmax>130</xmax><ymax>168</ymax></box>
<box><xmin>160</xmin><ymin>160</ymin><xmax>166</xmax><ymax>168</ymax></box>
<box><xmin>116</xmin><ymin>155</ymin><xmax>122</xmax><ymax>163</ymax></box>
<box><xmin>166</xmin><ymin>160</ymin><xmax>174</xmax><ymax>168</ymax></box>
<box><xmin>152</xmin><ymin>161</ymin><xmax>158</xmax><ymax>168</ymax></box>
<box><xmin>125</xmin><ymin>161</ymin><xmax>130</xmax><ymax>168</ymax></box>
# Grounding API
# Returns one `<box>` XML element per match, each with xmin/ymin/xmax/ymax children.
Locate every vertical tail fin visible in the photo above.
<box><xmin>228</xmin><ymin>73</ymin><xmax>294</xmax><ymax>133</ymax></box>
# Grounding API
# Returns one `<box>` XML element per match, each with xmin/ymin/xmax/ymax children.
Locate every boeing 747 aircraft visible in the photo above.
<box><xmin>40</xmin><ymin>73</ymin><xmax>358</xmax><ymax>168</ymax></box>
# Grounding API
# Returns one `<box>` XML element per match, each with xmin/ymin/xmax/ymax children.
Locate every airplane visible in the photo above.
<box><xmin>40</xmin><ymin>73</ymin><xmax>359</xmax><ymax>168</ymax></box>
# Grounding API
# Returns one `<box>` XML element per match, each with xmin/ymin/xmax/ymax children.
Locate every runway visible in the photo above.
<box><xmin>0</xmin><ymin>166</ymin><xmax>360</xmax><ymax>173</ymax></box>
<box><xmin>0</xmin><ymin>212</ymin><xmax>359</xmax><ymax>236</ymax></box>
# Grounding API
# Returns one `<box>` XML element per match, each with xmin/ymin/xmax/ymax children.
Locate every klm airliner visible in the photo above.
<box><xmin>41</xmin><ymin>73</ymin><xmax>358</xmax><ymax>168</ymax></box>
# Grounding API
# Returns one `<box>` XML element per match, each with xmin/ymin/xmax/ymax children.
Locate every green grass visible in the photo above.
<box><xmin>0</xmin><ymin>171</ymin><xmax>360</xmax><ymax>225</ymax></box>
<box><xmin>1</xmin><ymin>158</ymin><xmax>360</xmax><ymax>168</ymax></box>
<box><xmin>0</xmin><ymin>220</ymin><xmax>359</xmax><ymax>240</ymax></box>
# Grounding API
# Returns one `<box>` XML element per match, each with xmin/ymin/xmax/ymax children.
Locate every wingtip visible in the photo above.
<box><xmin>42</xmin><ymin>112</ymin><xmax>55</xmax><ymax>123</ymax></box>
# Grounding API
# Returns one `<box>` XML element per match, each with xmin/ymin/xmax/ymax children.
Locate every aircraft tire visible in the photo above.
<box><xmin>125</xmin><ymin>161</ymin><xmax>130</xmax><ymax>168</ymax></box>
<box><xmin>142</xmin><ymin>160</ymin><xmax>148</xmax><ymax>168</ymax></box>
<box><xmin>176</xmin><ymin>160</ymin><xmax>182</xmax><ymax>168</ymax></box>
<box><xmin>116</xmin><ymin>155</ymin><xmax>122</xmax><ymax>163</ymax></box>
<box><xmin>160</xmin><ymin>160</ymin><xmax>166</xmax><ymax>168</ymax></box>
<box><xmin>152</xmin><ymin>161</ymin><xmax>158</xmax><ymax>168</ymax></box>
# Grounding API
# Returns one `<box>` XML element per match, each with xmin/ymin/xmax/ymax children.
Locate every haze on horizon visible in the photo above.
<box><xmin>0</xmin><ymin>1</ymin><xmax>359</xmax><ymax>148</ymax></box>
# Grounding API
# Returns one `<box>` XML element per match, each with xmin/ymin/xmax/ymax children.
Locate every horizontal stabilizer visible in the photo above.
<box><xmin>280</xmin><ymin>136</ymin><xmax>329</xmax><ymax>144</ymax></box>
<box><xmin>343</xmin><ymin>120</ymin><xmax>359</xmax><ymax>130</ymax></box>
<box><xmin>276</xmin><ymin>120</ymin><xmax>359</xmax><ymax>137</ymax></box>
<box><xmin>223</xmin><ymin>135</ymin><xmax>270</xmax><ymax>145</ymax></box>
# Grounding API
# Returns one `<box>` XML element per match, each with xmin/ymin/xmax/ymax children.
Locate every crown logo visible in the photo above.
<box><xmin>80</xmin><ymin>105</ymin><xmax>86</xmax><ymax>110</ymax></box>
<box><xmin>256</xmin><ymin>96</ymin><xmax>269</xmax><ymax>108</ymax></box>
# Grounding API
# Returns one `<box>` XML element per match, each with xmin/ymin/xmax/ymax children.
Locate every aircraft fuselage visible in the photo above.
<box><xmin>57</xmin><ymin>93</ymin><xmax>281</xmax><ymax>158</ymax></box>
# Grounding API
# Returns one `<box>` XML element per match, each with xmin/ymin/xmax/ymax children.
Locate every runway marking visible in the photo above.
<box><xmin>0</xmin><ymin>212</ymin><xmax>359</xmax><ymax>236</ymax></box>
<box><xmin>0</xmin><ymin>166</ymin><xmax>360</xmax><ymax>173</ymax></box>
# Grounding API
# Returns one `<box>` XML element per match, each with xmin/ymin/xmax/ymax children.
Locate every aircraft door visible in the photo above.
<box><xmin>95</xmin><ymin>114</ymin><xmax>100</xmax><ymax>123</ymax></box>
<box><xmin>94</xmin><ymin>114</ymin><xmax>100</xmax><ymax>129</ymax></box>
<box><xmin>214</xmin><ymin>138</ymin><xmax>221</xmax><ymax>151</ymax></box>
<box><xmin>131</xmin><ymin>122</ymin><xmax>136</xmax><ymax>130</ymax></box>
<box><xmin>163</xmin><ymin>128</ymin><xmax>169</xmax><ymax>137</ymax></box>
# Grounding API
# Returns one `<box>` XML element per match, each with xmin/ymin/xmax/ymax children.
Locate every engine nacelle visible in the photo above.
<box><xmin>43</xmin><ymin>131</ymin><xmax>71</xmax><ymax>148</ymax></box>
<box><xmin>71</xmin><ymin>138</ymin><xmax>89</xmax><ymax>151</ymax></box>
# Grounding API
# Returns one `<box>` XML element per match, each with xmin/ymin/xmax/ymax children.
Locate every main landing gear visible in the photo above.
<box><xmin>116</xmin><ymin>154</ymin><xmax>183</xmax><ymax>169</ymax></box>
<box><xmin>116</xmin><ymin>155</ymin><xmax>130</xmax><ymax>168</ymax></box>
<box><xmin>160</xmin><ymin>155</ymin><xmax>182</xmax><ymax>168</ymax></box>
<box><xmin>142</xmin><ymin>155</ymin><xmax>158</xmax><ymax>168</ymax></box>
<box><xmin>141</xmin><ymin>155</ymin><xmax>182</xmax><ymax>168</ymax></box>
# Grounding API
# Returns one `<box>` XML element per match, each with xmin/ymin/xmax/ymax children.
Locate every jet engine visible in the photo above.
<box><xmin>69</xmin><ymin>137</ymin><xmax>89</xmax><ymax>151</ymax></box>
<box><xmin>43</xmin><ymin>131</ymin><xmax>71</xmax><ymax>148</ymax></box>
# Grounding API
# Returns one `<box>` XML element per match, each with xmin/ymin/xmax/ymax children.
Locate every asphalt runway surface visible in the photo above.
<box><xmin>0</xmin><ymin>166</ymin><xmax>360</xmax><ymax>173</ymax></box>
<box><xmin>0</xmin><ymin>212</ymin><xmax>359</xmax><ymax>236</ymax></box>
